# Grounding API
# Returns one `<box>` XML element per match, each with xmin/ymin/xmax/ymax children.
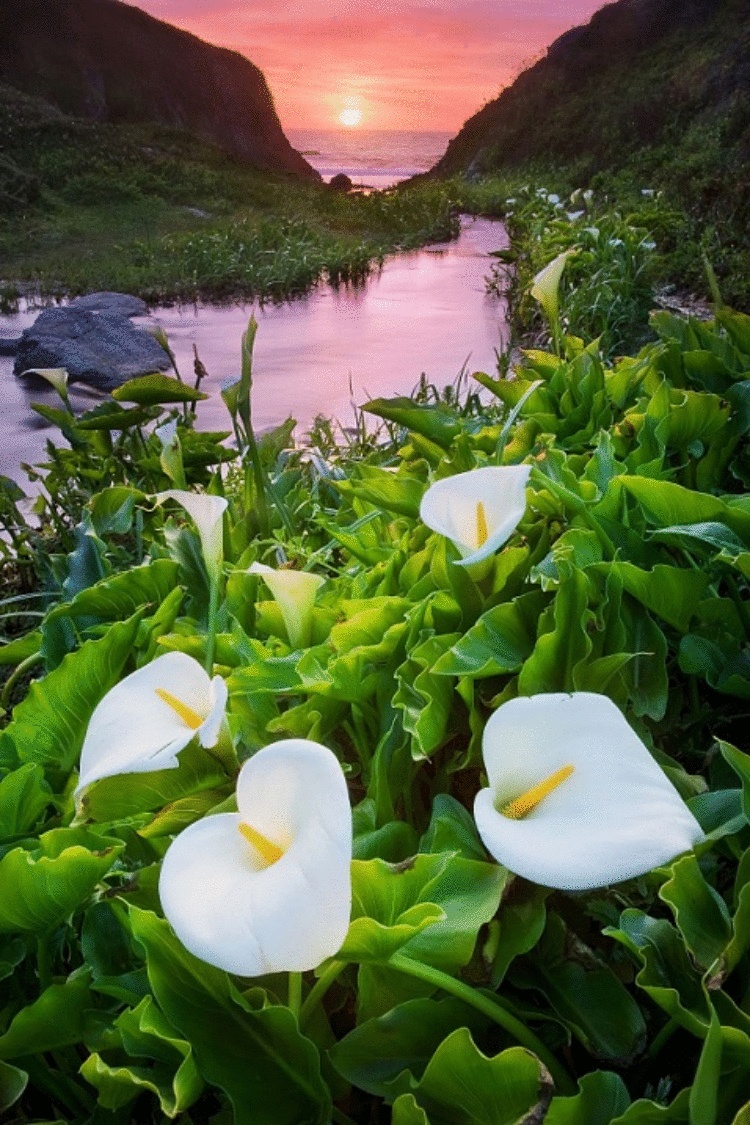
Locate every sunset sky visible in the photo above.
<box><xmin>134</xmin><ymin>1</ymin><xmax>605</xmax><ymax>132</ymax></box>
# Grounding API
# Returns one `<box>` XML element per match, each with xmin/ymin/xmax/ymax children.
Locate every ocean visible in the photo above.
<box><xmin>285</xmin><ymin>129</ymin><xmax>454</xmax><ymax>189</ymax></box>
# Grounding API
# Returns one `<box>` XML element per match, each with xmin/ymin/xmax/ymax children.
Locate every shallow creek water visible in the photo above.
<box><xmin>0</xmin><ymin>217</ymin><xmax>508</xmax><ymax>485</ymax></box>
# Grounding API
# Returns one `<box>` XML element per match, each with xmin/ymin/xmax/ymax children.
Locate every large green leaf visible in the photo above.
<box><xmin>546</xmin><ymin>1071</ymin><xmax>631</xmax><ymax>1124</ymax></box>
<box><xmin>113</xmin><ymin>373</ymin><xmax>208</xmax><ymax>405</ymax></box>
<box><xmin>129</xmin><ymin>909</ymin><xmax>331</xmax><ymax>1125</ymax></box>
<box><xmin>349</xmin><ymin>852</ymin><xmax>506</xmax><ymax>973</ymax></box>
<box><xmin>659</xmin><ymin>855</ymin><xmax>732</xmax><ymax>971</ymax></box>
<box><xmin>364</xmin><ymin>398</ymin><xmax>462</xmax><ymax>448</ymax></box>
<box><xmin>0</xmin><ymin>828</ymin><xmax>123</xmax><ymax>934</ymax></box>
<box><xmin>389</xmin><ymin>1031</ymin><xmax>546</xmax><ymax>1125</ymax></box>
<box><xmin>0</xmin><ymin>763</ymin><xmax>51</xmax><ymax>842</ymax></box>
<box><xmin>517</xmin><ymin>914</ymin><xmax>646</xmax><ymax>1065</ymax></box>
<box><xmin>46</xmin><ymin>559</ymin><xmax>180</xmax><ymax>625</ymax></box>
<box><xmin>330</xmin><ymin>997</ymin><xmax>489</xmax><ymax>1099</ymax></box>
<box><xmin>81</xmin><ymin>995</ymin><xmax>203</xmax><ymax>1116</ymax></box>
<box><xmin>0</xmin><ymin>1060</ymin><xmax>27</xmax><ymax>1114</ymax></box>
<box><xmin>432</xmin><ymin>593</ymin><xmax>543</xmax><ymax>680</ymax></box>
<box><xmin>0</xmin><ymin>612</ymin><xmax>143</xmax><ymax>781</ymax></box>
<box><xmin>0</xmin><ymin>973</ymin><xmax>96</xmax><ymax>1058</ymax></box>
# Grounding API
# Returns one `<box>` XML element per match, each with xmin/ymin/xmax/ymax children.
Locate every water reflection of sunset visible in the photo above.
<box><xmin>135</xmin><ymin>1</ymin><xmax>605</xmax><ymax>131</ymax></box>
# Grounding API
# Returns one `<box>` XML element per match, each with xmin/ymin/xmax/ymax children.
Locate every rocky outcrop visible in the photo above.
<box><xmin>0</xmin><ymin>0</ymin><xmax>318</xmax><ymax>180</ymax></box>
<box><xmin>14</xmin><ymin>306</ymin><xmax>171</xmax><ymax>392</ymax></box>
<box><xmin>69</xmin><ymin>292</ymin><xmax>147</xmax><ymax>318</ymax></box>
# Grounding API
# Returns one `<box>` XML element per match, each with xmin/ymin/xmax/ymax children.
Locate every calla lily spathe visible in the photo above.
<box><xmin>76</xmin><ymin>652</ymin><xmax>228</xmax><ymax>795</ymax></box>
<box><xmin>248</xmin><ymin>562</ymin><xmax>325</xmax><ymax>650</ymax></box>
<box><xmin>159</xmin><ymin>738</ymin><xmax>352</xmax><ymax>976</ymax></box>
<box><xmin>473</xmin><ymin>693</ymin><xmax>704</xmax><ymax>891</ymax></box>
<box><xmin>156</xmin><ymin>489</ymin><xmax>228</xmax><ymax>582</ymax></box>
<box><xmin>419</xmin><ymin>465</ymin><xmax>531</xmax><ymax>569</ymax></box>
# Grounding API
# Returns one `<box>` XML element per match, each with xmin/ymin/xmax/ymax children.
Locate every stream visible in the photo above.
<box><xmin>0</xmin><ymin>217</ymin><xmax>508</xmax><ymax>486</ymax></box>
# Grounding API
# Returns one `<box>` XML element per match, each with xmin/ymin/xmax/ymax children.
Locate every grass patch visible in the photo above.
<box><xmin>0</xmin><ymin>85</ymin><xmax>458</xmax><ymax>303</ymax></box>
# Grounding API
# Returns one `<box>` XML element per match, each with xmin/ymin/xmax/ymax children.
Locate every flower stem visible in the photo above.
<box><xmin>388</xmin><ymin>952</ymin><xmax>576</xmax><ymax>1095</ymax></box>
<box><xmin>205</xmin><ymin>578</ymin><xmax>219</xmax><ymax>674</ymax></box>
<box><xmin>299</xmin><ymin>960</ymin><xmax>347</xmax><ymax>1030</ymax></box>
<box><xmin>288</xmin><ymin>971</ymin><xmax>303</xmax><ymax>1021</ymax></box>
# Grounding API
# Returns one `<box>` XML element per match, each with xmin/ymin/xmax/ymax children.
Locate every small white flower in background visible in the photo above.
<box><xmin>473</xmin><ymin>693</ymin><xmax>704</xmax><ymax>891</ymax></box>
<box><xmin>248</xmin><ymin>561</ymin><xmax>325</xmax><ymax>650</ymax></box>
<box><xmin>156</xmin><ymin>489</ymin><xmax>228</xmax><ymax>582</ymax></box>
<box><xmin>567</xmin><ymin>210</ymin><xmax>585</xmax><ymax>222</ymax></box>
<box><xmin>76</xmin><ymin>652</ymin><xmax>228</xmax><ymax>794</ymax></box>
<box><xmin>530</xmin><ymin>249</ymin><xmax>576</xmax><ymax>332</ymax></box>
<box><xmin>641</xmin><ymin>188</ymin><xmax>655</xmax><ymax>197</ymax></box>
<box><xmin>582</xmin><ymin>189</ymin><xmax>594</xmax><ymax>205</ymax></box>
<box><xmin>419</xmin><ymin>465</ymin><xmax>531</xmax><ymax>570</ymax></box>
<box><xmin>159</xmin><ymin>738</ymin><xmax>352</xmax><ymax>975</ymax></box>
<box><xmin>547</xmin><ymin>193</ymin><xmax>560</xmax><ymax>205</ymax></box>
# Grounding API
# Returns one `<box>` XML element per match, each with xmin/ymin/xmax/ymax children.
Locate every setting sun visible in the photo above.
<box><xmin>339</xmin><ymin>107</ymin><xmax>362</xmax><ymax>128</ymax></box>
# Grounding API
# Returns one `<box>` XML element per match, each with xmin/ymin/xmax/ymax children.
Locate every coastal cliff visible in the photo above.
<box><xmin>0</xmin><ymin>0</ymin><xmax>317</xmax><ymax>179</ymax></box>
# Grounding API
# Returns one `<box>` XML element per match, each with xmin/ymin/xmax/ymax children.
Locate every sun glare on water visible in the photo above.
<box><xmin>339</xmin><ymin>107</ymin><xmax>362</xmax><ymax>128</ymax></box>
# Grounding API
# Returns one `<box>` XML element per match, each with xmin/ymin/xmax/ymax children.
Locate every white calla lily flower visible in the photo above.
<box><xmin>530</xmin><ymin>249</ymin><xmax>575</xmax><ymax>331</ymax></box>
<box><xmin>76</xmin><ymin>652</ymin><xmax>228</xmax><ymax>795</ymax></box>
<box><xmin>159</xmin><ymin>738</ymin><xmax>352</xmax><ymax>975</ymax></box>
<box><xmin>419</xmin><ymin>465</ymin><xmax>531</xmax><ymax>569</ymax></box>
<box><xmin>156</xmin><ymin>489</ymin><xmax>228</xmax><ymax>582</ymax></box>
<box><xmin>248</xmin><ymin>562</ymin><xmax>325</xmax><ymax>649</ymax></box>
<box><xmin>474</xmin><ymin>693</ymin><xmax>704</xmax><ymax>891</ymax></box>
<box><xmin>21</xmin><ymin>367</ymin><xmax>70</xmax><ymax>403</ymax></box>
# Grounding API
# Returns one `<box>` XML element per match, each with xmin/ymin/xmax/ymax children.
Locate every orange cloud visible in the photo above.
<box><xmin>132</xmin><ymin>1</ymin><xmax>605</xmax><ymax>130</ymax></box>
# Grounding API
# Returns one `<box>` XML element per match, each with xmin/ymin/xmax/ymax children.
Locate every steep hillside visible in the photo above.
<box><xmin>0</xmin><ymin>0</ymin><xmax>317</xmax><ymax>179</ymax></box>
<box><xmin>432</xmin><ymin>0</ymin><xmax>749</xmax><ymax>305</ymax></box>
<box><xmin>436</xmin><ymin>0</ymin><xmax>748</xmax><ymax>184</ymax></box>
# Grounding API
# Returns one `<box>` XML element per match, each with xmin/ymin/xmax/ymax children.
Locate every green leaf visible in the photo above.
<box><xmin>335</xmin><ymin>465</ymin><xmax>425</xmax><ymax>519</ymax></box>
<box><xmin>0</xmin><ymin>612</ymin><xmax>143</xmax><ymax>781</ymax></box>
<box><xmin>0</xmin><ymin>763</ymin><xmax>51</xmax><ymax>842</ymax></box>
<box><xmin>390</xmin><ymin>1030</ymin><xmax>546</xmax><ymax>1125</ymax></box>
<box><xmin>519</xmin><ymin>914</ymin><xmax>646</xmax><ymax>1065</ymax></box>
<box><xmin>620</xmin><ymin>477</ymin><xmax>750</xmax><ymax>541</ymax></box>
<box><xmin>0</xmin><ymin>828</ymin><xmax>123</xmax><ymax>934</ymax></box>
<box><xmin>392</xmin><ymin>1093</ymin><xmax>431</xmax><ymax>1124</ymax></box>
<box><xmin>113</xmin><ymin>373</ymin><xmax>207</xmax><ymax>405</ymax></box>
<box><xmin>0</xmin><ymin>974</ymin><xmax>96</xmax><ymax>1058</ymax></box>
<box><xmin>364</xmin><ymin>398</ymin><xmax>461</xmax><ymax>448</ymax></box>
<box><xmin>89</xmin><ymin>486</ymin><xmax>145</xmax><ymax>536</ymax></box>
<box><xmin>606</xmin><ymin>911</ymin><xmax>709</xmax><ymax>1035</ymax></box>
<box><xmin>611</xmin><ymin>1089</ymin><xmax>691</xmax><ymax>1123</ymax></box>
<box><xmin>519</xmin><ymin>568</ymin><xmax>592</xmax><ymax>693</ymax></box>
<box><xmin>596</xmin><ymin>562</ymin><xmax>709</xmax><ymax>633</ymax></box>
<box><xmin>689</xmin><ymin>1007</ymin><xmax>722</xmax><ymax>1125</ymax></box>
<box><xmin>432</xmin><ymin>593</ymin><xmax>543</xmax><ymax>679</ymax></box>
<box><xmin>350</xmin><ymin>852</ymin><xmax>506</xmax><ymax>974</ymax></box>
<box><xmin>490</xmin><ymin>884</ymin><xmax>549</xmax><ymax>987</ymax></box>
<box><xmin>81</xmin><ymin>995</ymin><xmax>203</xmax><ymax>1116</ymax></box>
<box><xmin>78</xmin><ymin>739</ymin><xmax>229</xmax><ymax>823</ymax></box>
<box><xmin>420</xmin><ymin>795</ymin><xmax>487</xmax><ymax>862</ymax></box>
<box><xmin>330</xmin><ymin>997</ymin><xmax>489</xmax><ymax>1099</ymax></box>
<box><xmin>129</xmin><ymin>908</ymin><xmax>331</xmax><ymax>1124</ymax></box>
<box><xmin>46</xmin><ymin>560</ymin><xmax>180</xmax><ymax>625</ymax></box>
<box><xmin>0</xmin><ymin>1060</ymin><xmax>27</xmax><ymax>1113</ymax></box>
<box><xmin>340</xmin><ymin>902</ymin><xmax>446</xmax><ymax>963</ymax></box>
<box><xmin>721</xmin><ymin>741</ymin><xmax>750</xmax><ymax>821</ymax></box>
<box><xmin>546</xmin><ymin>1071</ymin><xmax>631</xmax><ymax>1124</ymax></box>
<box><xmin>659</xmin><ymin>855</ymin><xmax>733</xmax><ymax>970</ymax></box>
<box><xmin>394</xmin><ymin>633</ymin><xmax>460</xmax><ymax>760</ymax></box>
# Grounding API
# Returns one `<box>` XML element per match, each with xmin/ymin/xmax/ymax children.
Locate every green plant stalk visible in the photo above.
<box><xmin>388</xmin><ymin>952</ymin><xmax>576</xmax><ymax>1094</ymax></box>
<box><xmin>288</xmin><ymin>971</ymin><xmax>303</xmax><ymax>1021</ymax></box>
<box><xmin>299</xmin><ymin>960</ymin><xmax>347</xmax><ymax>1029</ymax></box>
<box><xmin>1</xmin><ymin>651</ymin><xmax>44</xmax><ymax>708</ymax></box>
<box><xmin>246</xmin><ymin>430</ymin><xmax>271</xmax><ymax>538</ymax></box>
<box><xmin>205</xmin><ymin>577</ymin><xmax>220</xmax><ymax>674</ymax></box>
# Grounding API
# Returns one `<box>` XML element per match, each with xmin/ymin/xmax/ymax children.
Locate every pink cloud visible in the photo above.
<box><xmin>130</xmin><ymin>0</ymin><xmax>605</xmax><ymax>129</ymax></box>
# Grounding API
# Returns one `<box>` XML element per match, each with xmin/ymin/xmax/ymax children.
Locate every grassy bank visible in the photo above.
<box><xmin>0</xmin><ymin>86</ymin><xmax>458</xmax><ymax>305</ymax></box>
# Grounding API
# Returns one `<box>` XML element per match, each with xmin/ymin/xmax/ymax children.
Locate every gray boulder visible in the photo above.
<box><xmin>0</xmin><ymin>335</ymin><xmax>20</xmax><ymax>356</ymax></box>
<box><xmin>14</xmin><ymin>307</ymin><xmax>171</xmax><ymax>391</ymax></box>
<box><xmin>69</xmin><ymin>291</ymin><xmax>148</xmax><ymax>317</ymax></box>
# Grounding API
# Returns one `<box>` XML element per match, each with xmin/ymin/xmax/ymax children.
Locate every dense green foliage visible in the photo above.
<box><xmin>2</xmin><ymin>215</ymin><xmax>750</xmax><ymax>1121</ymax></box>
<box><xmin>0</xmin><ymin>86</ymin><xmax>457</xmax><ymax>304</ymax></box>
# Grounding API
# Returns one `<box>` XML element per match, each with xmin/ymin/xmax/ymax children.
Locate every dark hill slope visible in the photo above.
<box><xmin>435</xmin><ymin>0</ymin><xmax>749</xmax><ymax>207</ymax></box>
<box><xmin>0</xmin><ymin>0</ymin><xmax>316</xmax><ymax>179</ymax></box>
